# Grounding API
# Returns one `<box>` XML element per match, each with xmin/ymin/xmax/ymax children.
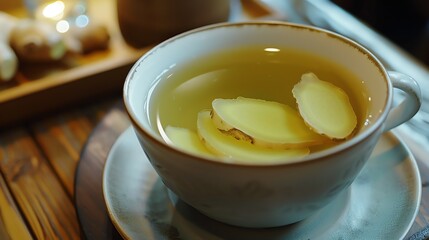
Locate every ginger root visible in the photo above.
<box><xmin>0</xmin><ymin>10</ymin><xmax>111</xmax><ymax>82</ymax></box>
<box><xmin>9</xmin><ymin>19</ymin><xmax>67</xmax><ymax>62</ymax></box>
<box><xmin>161</xmin><ymin>72</ymin><xmax>358</xmax><ymax>162</ymax></box>
<box><xmin>165</xmin><ymin>125</ymin><xmax>214</xmax><ymax>157</ymax></box>
<box><xmin>292</xmin><ymin>72</ymin><xmax>357</xmax><ymax>139</ymax></box>
<box><xmin>65</xmin><ymin>22</ymin><xmax>110</xmax><ymax>54</ymax></box>
<box><xmin>197</xmin><ymin>110</ymin><xmax>309</xmax><ymax>163</ymax></box>
<box><xmin>212</xmin><ymin>97</ymin><xmax>328</xmax><ymax>148</ymax></box>
<box><xmin>0</xmin><ymin>12</ymin><xmax>18</xmax><ymax>81</ymax></box>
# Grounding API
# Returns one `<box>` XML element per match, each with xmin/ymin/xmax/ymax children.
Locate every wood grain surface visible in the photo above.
<box><xmin>0</xmin><ymin>96</ymin><xmax>117</xmax><ymax>239</ymax></box>
<box><xmin>0</xmin><ymin>128</ymin><xmax>80</xmax><ymax>239</ymax></box>
<box><xmin>0</xmin><ymin>173</ymin><xmax>32</xmax><ymax>240</ymax></box>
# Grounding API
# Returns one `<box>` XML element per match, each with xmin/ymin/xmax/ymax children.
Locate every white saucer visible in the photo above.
<box><xmin>103</xmin><ymin>127</ymin><xmax>421</xmax><ymax>240</ymax></box>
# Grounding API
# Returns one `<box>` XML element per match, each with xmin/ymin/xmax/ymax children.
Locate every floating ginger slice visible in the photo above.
<box><xmin>197</xmin><ymin>110</ymin><xmax>309</xmax><ymax>163</ymax></box>
<box><xmin>292</xmin><ymin>72</ymin><xmax>357</xmax><ymax>139</ymax></box>
<box><xmin>211</xmin><ymin>97</ymin><xmax>328</xmax><ymax>149</ymax></box>
<box><xmin>165</xmin><ymin>126</ymin><xmax>215</xmax><ymax>157</ymax></box>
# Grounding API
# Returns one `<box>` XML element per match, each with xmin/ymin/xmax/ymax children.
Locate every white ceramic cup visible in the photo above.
<box><xmin>123</xmin><ymin>22</ymin><xmax>421</xmax><ymax>228</ymax></box>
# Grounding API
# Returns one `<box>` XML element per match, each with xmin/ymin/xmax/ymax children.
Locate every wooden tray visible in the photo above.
<box><xmin>0</xmin><ymin>0</ymin><xmax>150</xmax><ymax>127</ymax></box>
<box><xmin>75</xmin><ymin>100</ymin><xmax>128</xmax><ymax>239</ymax></box>
<box><xmin>0</xmin><ymin>0</ymin><xmax>282</xmax><ymax>128</ymax></box>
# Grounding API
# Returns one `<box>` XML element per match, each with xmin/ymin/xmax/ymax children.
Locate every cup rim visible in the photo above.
<box><xmin>123</xmin><ymin>21</ymin><xmax>392</xmax><ymax>168</ymax></box>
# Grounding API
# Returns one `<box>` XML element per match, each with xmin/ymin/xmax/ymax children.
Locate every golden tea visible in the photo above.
<box><xmin>148</xmin><ymin>45</ymin><xmax>370</xmax><ymax>154</ymax></box>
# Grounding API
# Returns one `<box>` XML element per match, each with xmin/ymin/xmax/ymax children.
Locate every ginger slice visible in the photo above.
<box><xmin>197</xmin><ymin>110</ymin><xmax>309</xmax><ymax>164</ymax></box>
<box><xmin>212</xmin><ymin>97</ymin><xmax>328</xmax><ymax>148</ymax></box>
<box><xmin>165</xmin><ymin>126</ymin><xmax>215</xmax><ymax>157</ymax></box>
<box><xmin>10</xmin><ymin>19</ymin><xmax>66</xmax><ymax>61</ymax></box>
<box><xmin>292</xmin><ymin>72</ymin><xmax>357</xmax><ymax>139</ymax></box>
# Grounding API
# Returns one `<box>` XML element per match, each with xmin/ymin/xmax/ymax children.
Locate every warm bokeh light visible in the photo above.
<box><xmin>56</xmin><ymin>20</ymin><xmax>70</xmax><ymax>33</ymax></box>
<box><xmin>264</xmin><ymin>47</ymin><xmax>280</xmax><ymax>53</ymax></box>
<box><xmin>37</xmin><ymin>0</ymin><xmax>89</xmax><ymax>32</ymax></box>
<box><xmin>42</xmin><ymin>1</ymin><xmax>65</xmax><ymax>20</ymax></box>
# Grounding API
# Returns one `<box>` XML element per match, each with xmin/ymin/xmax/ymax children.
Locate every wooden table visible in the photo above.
<box><xmin>0</xmin><ymin>96</ymin><xmax>427</xmax><ymax>239</ymax></box>
<box><xmin>0</xmin><ymin>0</ymin><xmax>429</xmax><ymax>239</ymax></box>
<box><xmin>0</xmin><ymin>96</ymin><xmax>118</xmax><ymax>239</ymax></box>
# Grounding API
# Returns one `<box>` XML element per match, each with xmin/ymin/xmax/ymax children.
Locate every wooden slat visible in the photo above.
<box><xmin>30</xmin><ymin>113</ymin><xmax>95</xmax><ymax>196</ymax></box>
<box><xmin>0</xmin><ymin>172</ymin><xmax>32</xmax><ymax>240</ymax></box>
<box><xmin>0</xmin><ymin>128</ymin><xmax>80</xmax><ymax>239</ymax></box>
<box><xmin>30</xmin><ymin>115</ymin><xmax>93</xmax><ymax>196</ymax></box>
<box><xmin>30</xmin><ymin>98</ymin><xmax>118</xmax><ymax>196</ymax></box>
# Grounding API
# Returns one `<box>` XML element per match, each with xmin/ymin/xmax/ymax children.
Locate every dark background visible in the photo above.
<box><xmin>333</xmin><ymin>0</ymin><xmax>429</xmax><ymax>66</ymax></box>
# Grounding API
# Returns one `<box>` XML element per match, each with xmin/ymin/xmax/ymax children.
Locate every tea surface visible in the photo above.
<box><xmin>149</xmin><ymin>45</ymin><xmax>370</xmax><ymax>152</ymax></box>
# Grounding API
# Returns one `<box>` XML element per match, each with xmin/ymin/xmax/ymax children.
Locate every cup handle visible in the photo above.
<box><xmin>383</xmin><ymin>71</ymin><xmax>421</xmax><ymax>132</ymax></box>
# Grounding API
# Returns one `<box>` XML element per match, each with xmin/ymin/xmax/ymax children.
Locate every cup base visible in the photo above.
<box><xmin>166</xmin><ymin>189</ymin><xmax>315</xmax><ymax>229</ymax></box>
